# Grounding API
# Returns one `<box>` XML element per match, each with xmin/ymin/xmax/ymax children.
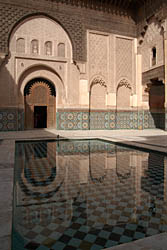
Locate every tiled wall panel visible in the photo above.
<box><xmin>0</xmin><ymin>108</ymin><xmax>24</xmax><ymax>131</ymax></box>
<box><xmin>0</xmin><ymin>108</ymin><xmax>165</xmax><ymax>131</ymax></box>
<box><xmin>56</xmin><ymin>110</ymin><xmax>165</xmax><ymax>130</ymax></box>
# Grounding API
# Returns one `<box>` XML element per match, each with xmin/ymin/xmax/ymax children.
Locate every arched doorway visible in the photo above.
<box><xmin>116</xmin><ymin>79</ymin><xmax>132</xmax><ymax>110</ymax></box>
<box><xmin>24</xmin><ymin>78</ymin><xmax>56</xmax><ymax>129</ymax></box>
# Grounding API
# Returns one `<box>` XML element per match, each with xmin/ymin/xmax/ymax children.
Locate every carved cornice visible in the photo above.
<box><xmin>137</xmin><ymin>14</ymin><xmax>164</xmax><ymax>44</ymax></box>
<box><xmin>42</xmin><ymin>0</ymin><xmax>145</xmax><ymax>11</ymax></box>
<box><xmin>142</xmin><ymin>65</ymin><xmax>165</xmax><ymax>85</ymax></box>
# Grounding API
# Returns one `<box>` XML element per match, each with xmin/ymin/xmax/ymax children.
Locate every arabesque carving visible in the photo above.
<box><xmin>117</xmin><ymin>79</ymin><xmax>132</xmax><ymax>90</ymax></box>
<box><xmin>24</xmin><ymin>78</ymin><xmax>56</xmax><ymax>96</ymax></box>
<box><xmin>91</xmin><ymin>76</ymin><xmax>107</xmax><ymax>88</ymax></box>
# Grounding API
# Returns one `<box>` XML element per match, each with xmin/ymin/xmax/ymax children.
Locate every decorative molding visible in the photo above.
<box><xmin>24</xmin><ymin>77</ymin><xmax>56</xmax><ymax>96</ymax></box>
<box><xmin>142</xmin><ymin>65</ymin><xmax>165</xmax><ymax>85</ymax></box>
<box><xmin>91</xmin><ymin>76</ymin><xmax>107</xmax><ymax>88</ymax></box>
<box><xmin>117</xmin><ymin>78</ymin><xmax>132</xmax><ymax>90</ymax></box>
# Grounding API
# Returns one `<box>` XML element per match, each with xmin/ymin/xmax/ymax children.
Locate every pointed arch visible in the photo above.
<box><xmin>24</xmin><ymin>77</ymin><xmax>56</xmax><ymax>129</ymax></box>
<box><xmin>116</xmin><ymin>78</ymin><xmax>132</xmax><ymax>109</ymax></box>
<box><xmin>90</xmin><ymin>75</ymin><xmax>107</xmax><ymax>109</ymax></box>
<box><xmin>8</xmin><ymin>13</ymin><xmax>74</xmax><ymax>59</ymax></box>
<box><xmin>90</xmin><ymin>75</ymin><xmax>107</xmax><ymax>90</ymax></box>
<box><xmin>24</xmin><ymin>77</ymin><xmax>56</xmax><ymax>97</ymax></box>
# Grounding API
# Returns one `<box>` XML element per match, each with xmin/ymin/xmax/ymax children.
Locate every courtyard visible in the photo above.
<box><xmin>1</xmin><ymin>129</ymin><xmax>167</xmax><ymax>250</ymax></box>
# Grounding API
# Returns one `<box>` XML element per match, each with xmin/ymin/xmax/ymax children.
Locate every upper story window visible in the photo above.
<box><xmin>152</xmin><ymin>47</ymin><xmax>156</xmax><ymax>66</ymax></box>
<box><xmin>16</xmin><ymin>38</ymin><xmax>25</xmax><ymax>53</ymax></box>
<box><xmin>31</xmin><ymin>39</ymin><xmax>39</xmax><ymax>55</ymax></box>
<box><xmin>45</xmin><ymin>41</ymin><xmax>52</xmax><ymax>56</ymax></box>
<box><xmin>58</xmin><ymin>43</ymin><xmax>65</xmax><ymax>57</ymax></box>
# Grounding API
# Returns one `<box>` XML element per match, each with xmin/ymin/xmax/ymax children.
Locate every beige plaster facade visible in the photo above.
<box><xmin>0</xmin><ymin>0</ymin><xmax>167</xmax><ymax>130</ymax></box>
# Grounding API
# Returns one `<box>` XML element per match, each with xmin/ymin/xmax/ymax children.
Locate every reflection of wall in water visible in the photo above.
<box><xmin>16</xmin><ymin>141</ymin><xmax>166</xmax><ymax>231</ymax></box>
<box><xmin>16</xmin><ymin>142</ymin><xmax>66</xmax><ymax>204</ymax></box>
<box><xmin>141</xmin><ymin>152</ymin><xmax>165</xmax><ymax>199</ymax></box>
<box><xmin>58</xmin><ymin>146</ymin><xmax>150</xmax><ymax>226</ymax></box>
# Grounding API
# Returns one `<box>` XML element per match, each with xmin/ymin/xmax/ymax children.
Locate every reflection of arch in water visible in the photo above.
<box><xmin>20</xmin><ymin>179</ymin><xmax>63</xmax><ymax>199</ymax></box>
<box><xmin>116</xmin><ymin>169</ymin><xmax>131</xmax><ymax>183</ymax></box>
<box><xmin>89</xmin><ymin>167</ymin><xmax>107</xmax><ymax>184</ymax></box>
<box><xmin>88</xmin><ymin>142</ymin><xmax>107</xmax><ymax>184</ymax></box>
<box><xmin>24</xmin><ymin>165</ymin><xmax>56</xmax><ymax>187</ymax></box>
<box><xmin>116</xmin><ymin>149</ymin><xmax>132</xmax><ymax>183</ymax></box>
<box><xmin>116</xmin><ymin>78</ymin><xmax>132</xmax><ymax>109</ymax></box>
<box><xmin>17</xmin><ymin>142</ymin><xmax>65</xmax><ymax>198</ymax></box>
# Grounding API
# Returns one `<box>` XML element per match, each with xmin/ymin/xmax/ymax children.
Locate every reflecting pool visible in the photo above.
<box><xmin>12</xmin><ymin>140</ymin><xmax>167</xmax><ymax>250</ymax></box>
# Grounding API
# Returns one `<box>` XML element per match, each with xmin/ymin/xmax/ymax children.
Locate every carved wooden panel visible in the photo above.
<box><xmin>32</xmin><ymin>86</ymin><xmax>47</xmax><ymax>104</ymax></box>
<box><xmin>25</xmin><ymin>80</ymin><xmax>56</xmax><ymax>129</ymax></box>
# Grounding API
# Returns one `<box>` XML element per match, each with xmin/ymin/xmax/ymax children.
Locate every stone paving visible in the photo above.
<box><xmin>1</xmin><ymin>129</ymin><xmax>167</xmax><ymax>250</ymax></box>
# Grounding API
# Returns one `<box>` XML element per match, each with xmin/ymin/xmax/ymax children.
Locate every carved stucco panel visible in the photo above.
<box><xmin>117</xmin><ymin>78</ymin><xmax>132</xmax><ymax>91</ymax></box>
<box><xmin>116</xmin><ymin>37</ymin><xmax>133</xmax><ymax>84</ymax></box>
<box><xmin>89</xmin><ymin>32</ymin><xmax>109</xmax><ymax>82</ymax></box>
<box><xmin>140</xmin><ymin>21</ymin><xmax>164</xmax><ymax>72</ymax></box>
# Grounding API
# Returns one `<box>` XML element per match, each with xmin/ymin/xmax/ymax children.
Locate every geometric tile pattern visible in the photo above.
<box><xmin>0</xmin><ymin>108</ymin><xmax>24</xmax><ymax>131</ymax></box>
<box><xmin>13</xmin><ymin>140</ymin><xmax>167</xmax><ymax>250</ymax></box>
<box><xmin>0</xmin><ymin>108</ymin><xmax>165</xmax><ymax>131</ymax></box>
<box><xmin>0</xmin><ymin>108</ymin><xmax>18</xmax><ymax>131</ymax></box>
<box><xmin>18</xmin><ymin>109</ymin><xmax>24</xmax><ymax>131</ymax></box>
<box><xmin>57</xmin><ymin>110</ymin><xmax>166</xmax><ymax>131</ymax></box>
<box><xmin>144</xmin><ymin>111</ymin><xmax>165</xmax><ymax>130</ymax></box>
<box><xmin>57</xmin><ymin>111</ymin><xmax>90</xmax><ymax>130</ymax></box>
<box><xmin>56</xmin><ymin>140</ymin><xmax>117</xmax><ymax>154</ymax></box>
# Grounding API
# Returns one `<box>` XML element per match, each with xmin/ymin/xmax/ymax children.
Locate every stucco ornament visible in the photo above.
<box><xmin>91</xmin><ymin>76</ymin><xmax>107</xmax><ymax>88</ymax></box>
<box><xmin>117</xmin><ymin>78</ymin><xmax>132</xmax><ymax>90</ymax></box>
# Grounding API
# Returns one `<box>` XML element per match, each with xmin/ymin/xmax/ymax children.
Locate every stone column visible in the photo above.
<box><xmin>162</xmin><ymin>20</ymin><xmax>167</xmax><ymax>130</ymax></box>
<box><xmin>136</xmin><ymin>41</ymin><xmax>144</xmax><ymax>130</ymax></box>
<box><xmin>136</xmin><ymin>54</ymin><xmax>142</xmax><ymax>108</ymax></box>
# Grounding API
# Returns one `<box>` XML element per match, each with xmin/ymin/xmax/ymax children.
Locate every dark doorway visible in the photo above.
<box><xmin>148</xmin><ymin>80</ymin><xmax>165</xmax><ymax>129</ymax></box>
<box><xmin>34</xmin><ymin>106</ymin><xmax>47</xmax><ymax>128</ymax></box>
<box><xmin>24</xmin><ymin>78</ymin><xmax>56</xmax><ymax>130</ymax></box>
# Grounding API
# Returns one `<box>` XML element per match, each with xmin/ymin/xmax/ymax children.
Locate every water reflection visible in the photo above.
<box><xmin>13</xmin><ymin>140</ymin><xmax>167</xmax><ymax>250</ymax></box>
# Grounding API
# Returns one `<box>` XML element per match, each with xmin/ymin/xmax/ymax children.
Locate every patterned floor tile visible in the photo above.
<box><xmin>13</xmin><ymin>140</ymin><xmax>167</xmax><ymax>250</ymax></box>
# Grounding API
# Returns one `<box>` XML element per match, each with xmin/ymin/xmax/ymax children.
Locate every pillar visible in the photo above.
<box><xmin>162</xmin><ymin>20</ymin><xmax>167</xmax><ymax>130</ymax></box>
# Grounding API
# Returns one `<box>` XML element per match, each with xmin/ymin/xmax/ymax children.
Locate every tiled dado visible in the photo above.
<box><xmin>0</xmin><ymin>108</ymin><xmax>24</xmax><ymax>131</ymax></box>
<box><xmin>0</xmin><ymin>108</ymin><xmax>165</xmax><ymax>131</ymax></box>
<box><xmin>57</xmin><ymin>110</ymin><xmax>165</xmax><ymax>130</ymax></box>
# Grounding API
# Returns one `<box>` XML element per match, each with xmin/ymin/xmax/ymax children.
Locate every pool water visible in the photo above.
<box><xmin>12</xmin><ymin>140</ymin><xmax>167</xmax><ymax>250</ymax></box>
